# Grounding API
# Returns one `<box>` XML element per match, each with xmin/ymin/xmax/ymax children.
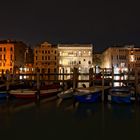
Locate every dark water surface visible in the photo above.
<box><xmin>0</xmin><ymin>97</ymin><xmax>140</xmax><ymax>140</ymax></box>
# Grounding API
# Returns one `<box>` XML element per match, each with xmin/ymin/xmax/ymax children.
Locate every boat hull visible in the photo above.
<box><xmin>109</xmin><ymin>87</ymin><xmax>131</xmax><ymax>103</ymax></box>
<box><xmin>0</xmin><ymin>91</ymin><xmax>8</xmax><ymax>99</ymax></box>
<box><xmin>40</xmin><ymin>89</ymin><xmax>62</xmax><ymax>98</ymax></box>
<box><xmin>111</xmin><ymin>95</ymin><xmax>131</xmax><ymax>103</ymax></box>
<box><xmin>9</xmin><ymin>90</ymin><xmax>37</xmax><ymax>99</ymax></box>
<box><xmin>74</xmin><ymin>91</ymin><xmax>101</xmax><ymax>103</ymax></box>
<box><xmin>57</xmin><ymin>89</ymin><xmax>73</xmax><ymax>99</ymax></box>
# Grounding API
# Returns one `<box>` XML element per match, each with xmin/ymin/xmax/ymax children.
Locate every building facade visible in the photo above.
<box><xmin>101</xmin><ymin>45</ymin><xmax>140</xmax><ymax>87</ymax></box>
<box><xmin>34</xmin><ymin>42</ymin><xmax>58</xmax><ymax>74</ymax></box>
<box><xmin>20</xmin><ymin>47</ymin><xmax>34</xmax><ymax>74</ymax></box>
<box><xmin>102</xmin><ymin>45</ymin><xmax>140</xmax><ymax>72</ymax></box>
<box><xmin>0</xmin><ymin>40</ymin><xmax>27</xmax><ymax>74</ymax></box>
<box><xmin>58</xmin><ymin>44</ymin><xmax>93</xmax><ymax>75</ymax></box>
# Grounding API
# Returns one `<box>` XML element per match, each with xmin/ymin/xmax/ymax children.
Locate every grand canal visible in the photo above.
<box><xmin>0</xmin><ymin>97</ymin><xmax>140</xmax><ymax>140</ymax></box>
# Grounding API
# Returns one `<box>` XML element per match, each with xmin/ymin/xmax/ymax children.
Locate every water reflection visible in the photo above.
<box><xmin>107</xmin><ymin>103</ymin><xmax>135</xmax><ymax>120</ymax></box>
<box><xmin>56</xmin><ymin>98</ymin><xmax>76</xmax><ymax>111</ymax></box>
<box><xmin>74</xmin><ymin>102</ymin><xmax>98</xmax><ymax>119</ymax></box>
<box><xmin>0</xmin><ymin>97</ymin><xmax>140</xmax><ymax>139</ymax></box>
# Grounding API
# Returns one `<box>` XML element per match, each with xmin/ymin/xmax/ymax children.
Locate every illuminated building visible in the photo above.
<box><xmin>102</xmin><ymin>45</ymin><xmax>140</xmax><ymax>71</ymax></box>
<box><xmin>20</xmin><ymin>47</ymin><xmax>34</xmax><ymax>74</ymax></box>
<box><xmin>34</xmin><ymin>42</ymin><xmax>58</xmax><ymax>74</ymax></box>
<box><xmin>58</xmin><ymin>44</ymin><xmax>93</xmax><ymax>74</ymax></box>
<box><xmin>128</xmin><ymin>47</ymin><xmax>140</xmax><ymax>71</ymax></box>
<box><xmin>102</xmin><ymin>45</ymin><xmax>140</xmax><ymax>86</ymax></box>
<box><xmin>0</xmin><ymin>40</ymin><xmax>27</xmax><ymax>74</ymax></box>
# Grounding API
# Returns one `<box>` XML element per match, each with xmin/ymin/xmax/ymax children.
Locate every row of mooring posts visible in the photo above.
<box><xmin>71</xmin><ymin>67</ymin><xmax>140</xmax><ymax>102</ymax></box>
<box><xmin>4</xmin><ymin>67</ymin><xmax>140</xmax><ymax>102</ymax></box>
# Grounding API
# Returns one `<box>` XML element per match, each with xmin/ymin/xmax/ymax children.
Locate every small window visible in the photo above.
<box><xmin>88</xmin><ymin>61</ymin><xmax>91</xmax><ymax>64</ymax></box>
<box><xmin>48</xmin><ymin>68</ymin><xmax>50</xmax><ymax>73</ymax></box>
<box><xmin>42</xmin><ymin>56</ymin><xmax>44</xmax><ymax>60</ymax></box>
<box><xmin>10</xmin><ymin>47</ymin><xmax>13</xmax><ymax>51</ymax></box>
<box><xmin>10</xmin><ymin>55</ymin><xmax>13</xmax><ymax>60</ymax></box>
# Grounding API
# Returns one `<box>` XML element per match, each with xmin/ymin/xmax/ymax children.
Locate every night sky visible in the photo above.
<box><xmin>0</xmin><ymin>0</ymin><xmax>140</xmax><ymax>52</ymax></box>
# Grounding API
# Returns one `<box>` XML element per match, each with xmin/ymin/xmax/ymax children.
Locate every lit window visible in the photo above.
<box><xmin>89</xmin><ymin>51</ymin><xmax>91</xmax><ymax>55</ymax></box>
<box><xmin>130</xmin><ymin>55</ymin><xmax>135</xmax><ymax>62</ymax></box>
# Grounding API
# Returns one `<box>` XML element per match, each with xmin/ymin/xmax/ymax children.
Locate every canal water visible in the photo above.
<box><xmin>0</xmin><ymin>97</ymin><xmax>140</xmax><ymax>140</ymax></box>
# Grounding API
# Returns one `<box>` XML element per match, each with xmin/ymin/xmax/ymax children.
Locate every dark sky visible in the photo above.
<box><xmin>0</xmin><ymin>0</ymin><xmax>140</xmax><ymax>52</ymax></box>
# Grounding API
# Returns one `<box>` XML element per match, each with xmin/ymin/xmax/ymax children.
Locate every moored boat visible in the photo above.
<box><xmin>74</xmin><ymin>86</ymin><xmax>110</xmax><ymax>103</ymax></box>
<box><xmin>9</xmin><ymin>89</ymin><xmax>37</xmax><ymax>99</ymax></box>
<box><xmin>57</xmin><ymin>88</ymin><xmax>74</xmax><ymax>99</ymax></box>
<box><xmin>0</xmin><ymin>91</ymin><xmax>8</xmax><ymax>99</ymax></box>
<box><xmin>40</xmin><ymin>88</ymin><xmax>62</xmax><ymax>98</ymax></box>
<box><xmin>109</xmin><ymin>86</ymin><xmax>131</xmax><ymax>103</ymax></box>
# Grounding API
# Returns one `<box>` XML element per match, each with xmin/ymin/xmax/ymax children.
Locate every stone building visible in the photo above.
<box><xmin>57</xmin><ymin>44</ymin><xmax>93</xmax><ymax>74</ymax></box>
<box><xmin>102</xmin><ymin>44</ymin><xmax>140</xmax><ymax>72</ymax></box>
<box><xmin>0</xmin><ymin>40</ymin><xmax>27</xmax><ymax>74</ymax></box>
<box><xmin>101</xmin><ymin>45</ymin><xmax>140</xmax><ymax>86</ymax></box>
<box><xmin>34</xmin><ymin>42</ymin><xmax>58</xmax><ymax>74</ymax></box>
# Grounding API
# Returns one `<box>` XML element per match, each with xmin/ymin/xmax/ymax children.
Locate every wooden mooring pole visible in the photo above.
<box><xmin>6</xmin><ymin>70</ymin><xmax>10</xmax><ymax>101</ymax></box>
<box><xmin>101</xmin><ymin>68</ymin><xmax>105</xmax><ymax>102</ymax></box>
<box><xmin>36</xmin><ymin>69</ymin><xmax>40</xmax><ymax>100</ymax></box>
<box><xmin>135</xmin><ymin>68</ymin><xmax>138</xmax><ymax>102</ymax></box>
<box><xmin>73</xmin><ymin>68</ymin><xmax>78</xmax><ymax>89</ymax></box>
<box><xmin>111</xmin><ymin>66</ymin><xmax>114</xmax><ymax>87</ymax></box>
<box><xmin>89</xmin><ymin>68</ymin><xmax>93</xmax><ymax>87</ymax></box>
<box><xmin>62</xmin><ymin>67</ymin><xmax>65</xmax><ymax>90</ymax></box>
